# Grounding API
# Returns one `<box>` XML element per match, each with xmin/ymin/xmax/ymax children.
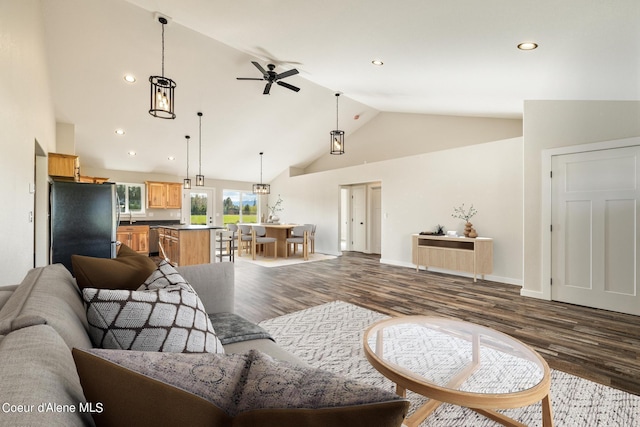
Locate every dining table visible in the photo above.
<box><xmin>258</xmin><ymin>223</ymin><xmax>297</xmax><ymax>257</ymax></box>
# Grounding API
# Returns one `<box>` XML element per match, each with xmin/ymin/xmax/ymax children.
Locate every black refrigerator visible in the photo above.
<box><xmin>50</xmin><ymin>180</ymin><xmax>118</xmax><ymax>274</ymax></box>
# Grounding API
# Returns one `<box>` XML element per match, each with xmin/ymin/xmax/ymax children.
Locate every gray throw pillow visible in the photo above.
<box><xmin>83</xmin><ymin>262</ymin><xmax>223</xmax><ymax>353</ymax></box>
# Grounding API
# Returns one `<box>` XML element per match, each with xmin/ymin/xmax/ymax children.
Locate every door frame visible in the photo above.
<box><xmin>540</xmin><ymin>136</ymin><xmax>640</xmax><ymax>301</ymax></box>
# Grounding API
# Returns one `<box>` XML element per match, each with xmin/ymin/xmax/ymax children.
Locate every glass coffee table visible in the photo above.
<box><xmin>363</xmin><ymin>316</ymin><xmax>553</xmax><ymax>427</ymax></box>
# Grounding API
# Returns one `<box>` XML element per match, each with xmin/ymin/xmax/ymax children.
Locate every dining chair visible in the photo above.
<box><xmin>251</xmin><ymin>225</ymin><xmax>278</xmax><ymax>260</ymax></box>
<box><xmin>285</xmin><ymin>225</ymin><xmax>311</xmax><ymax>260</ymax></box>
<box><xmin>304</xmin><ymin>223</ymin><xmax>316</xmax><ymax>253</ymax></box>
<box><xmin>237</xmin><ymin>224</ymin><xmax>252</xmax><ymax>257</ymax></box>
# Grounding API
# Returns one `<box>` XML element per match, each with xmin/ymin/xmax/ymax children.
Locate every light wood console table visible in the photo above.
<box><xmin>412</xmin><ymin>234</ymin><xmax>493</xmax><ymax>282</ymax></box>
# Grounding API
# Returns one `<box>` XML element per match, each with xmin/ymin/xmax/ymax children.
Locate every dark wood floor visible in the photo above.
<box><xmin>232</xmin><ymin>251</ymin><xmax>640</xmax><ymax>396</ymax></box>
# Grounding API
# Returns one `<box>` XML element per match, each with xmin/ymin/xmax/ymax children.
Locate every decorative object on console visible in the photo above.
<box><xmin>452</xmin><ymin>203</ymin><xmax>478</xmax><ymax>237</ymax></box>
<box><xmin>148</xmin><ymin>14</ymin><xmax>176</xmax><ymax>119</ymax></box>
<box><xmin>184</xmin><ymin>135</ymin><xmax>191</xmax><ymax>189</ymax></box>
<box><xmin>252</xmin><ymin>152</ymin><xmax>270</xmax><ymax>195</ymax></box>
<box><xmin>196</xmin><ymin>112</ymin><xmax>205</xmax><ymax>186</ymax></box>
<box><xmin>330</xmin><ymin>92</ymin><xmax>345</xmax><ymax>155</ymax></box>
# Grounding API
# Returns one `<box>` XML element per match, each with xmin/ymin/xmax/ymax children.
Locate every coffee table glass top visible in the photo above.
<box><xmin>365</xmin><ymin>316</ymin><xmax>546</xmax><ymax>396</ymax></box>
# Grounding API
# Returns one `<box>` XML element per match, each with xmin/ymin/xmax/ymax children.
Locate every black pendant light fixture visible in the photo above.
<box><xmin>196</xmin><ymin>112</ymin><xmax>204</xmax><ymax>186</ymax></box>
<box><xmin>252</xmin><ymin>152</ymin><xmax>270</xmax><ymax>195</ymax></box>
<box><xmin>149</xmin><ymin>15</ymin><xmax>176</xmax><ymax>119</ymax></box>
<box><xmin>330</xmin><ymin>93</ymin><xmax>345</xmax><ymax>155</ymax></box>
<box><xmin>183</xmin><ymin>135</ymin><xmax>191</xmax><ymax>189</ymax></box>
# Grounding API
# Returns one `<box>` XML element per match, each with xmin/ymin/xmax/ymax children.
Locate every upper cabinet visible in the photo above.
<box><xmin>48</xmin><ymin>153</ymin><xmax>79</xmax><ymax>181</ymax></box>
<box><xmin>146</xmin><ymin>181</ymin><xmax>182</xmax><ymax>209</ymax></box>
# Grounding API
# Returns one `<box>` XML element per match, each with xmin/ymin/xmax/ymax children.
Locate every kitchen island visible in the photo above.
<box><xmin>155</xmin><ymin>224</ymin><xmax>223</xmax><ymax>266</ymax></box>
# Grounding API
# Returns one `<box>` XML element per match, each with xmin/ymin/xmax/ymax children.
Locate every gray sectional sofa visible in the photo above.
<box><xmin>0</xmin><ymin>261</ymin><xmax>408</xmax><ymax>427</ymax></box>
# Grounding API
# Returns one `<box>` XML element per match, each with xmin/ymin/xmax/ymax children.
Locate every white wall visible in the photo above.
<box><xmin>0</xmin><ymin>0</ymin><xmax>56</xmax><ymax>285</ymax></box>
<box><xmin>522</xmin><ymin>100</ymin><xmax>640</xmax><ymax>297</ymax></box>
<box><xmin>271</xmin><ymin>137</ymin><xmax>524</xmax><ymax>285</ymax></box>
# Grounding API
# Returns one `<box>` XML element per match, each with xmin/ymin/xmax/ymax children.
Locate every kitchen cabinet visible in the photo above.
<box><xmin>146</xmin><ymin>181</ymin><xmax>183</xmax><ymax>209</ymax></box>
<box><xmin>79</xmin><ymin>175</ymin><xmax>109</xmax><ymax>184</ymax></box>
<box><xmin>117</xmin><ymin>225</ymin><xmax>150</xmax><ymax>255</ymax></box>
<box><xmin>158</xmin><ymin>227</ymin><xmax>210</xmax><ymax>267</ymax></box>
<box><xmin>48</xmin><ymin>153</ymin><xmax>79</xmax><ymax>181</ymax></box>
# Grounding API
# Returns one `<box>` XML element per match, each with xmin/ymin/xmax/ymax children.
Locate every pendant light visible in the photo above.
<box><xmin>196</xmin><ymin>112</ymin><xmax>204</xmax><ymax>186</ymax></box>
<box><xmin>253</xmin><ymin>152</ymin><xmax>270</xmax><ymax>194</ymax></box>
<box><xmin>149</xmin><ymin>15</ymin><xmax>176</xmax><ymax>119</ymax></box>
<box><xmin>183</xmin><ymin>135</ymin><xmax>191</xmax><ymax>189</ymax></box>
<box><xmin>330</xmin><ymin>92</ymin><xmax>345</xmax><ymax>155</ymax></box>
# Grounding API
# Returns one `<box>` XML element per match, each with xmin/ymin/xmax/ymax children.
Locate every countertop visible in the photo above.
<box><xmin>154</xmin><ymin>224</ymin><xmax>223</xmax><ymax>230</ymax></box>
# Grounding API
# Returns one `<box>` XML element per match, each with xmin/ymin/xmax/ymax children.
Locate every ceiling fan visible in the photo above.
<box><xmin>237</xmin><ymin>61</ymin><xmax>300</xmax><ymax>95</ymax></box>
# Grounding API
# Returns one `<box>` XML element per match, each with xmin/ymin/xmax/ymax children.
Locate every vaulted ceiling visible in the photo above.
<box><xmin>41</xmin><ymin>0</ymin><xmax>639</xmax><ymax>182</ymax></box>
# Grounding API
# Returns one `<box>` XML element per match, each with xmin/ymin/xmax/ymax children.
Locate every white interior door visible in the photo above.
<box><xmin>351</xmin><ymin>185</ymin><xmax>367</xmax><ymax>252</ymax></box>
<box><xmin>551</xmin><ymin>146</ymin><xmax>640</xmax><ymax>315</ymax></box>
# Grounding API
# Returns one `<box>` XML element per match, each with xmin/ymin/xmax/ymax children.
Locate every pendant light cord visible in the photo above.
<box><xmin>260</xmin><ymin>152</ymin><xmax>264</xmax><ymax>184</ymax></box>
<box><xmin>161</xmin><ymin>23</ymin><xmax>165</xmax><ymax>77</ymax></box>
<box><xmin>186</xmin><ymin>136</ymin><xmax>190</xmax><ymax>177</ymax></box>
<box><xmin>335</xmin><ymin>93</ymin><xmax>339</xmax><ymax>129</ymax></box>
<box><xmin>198</xmin><ymin>114</ymin><xmax>202</xmax><ymax>174</ymax></box>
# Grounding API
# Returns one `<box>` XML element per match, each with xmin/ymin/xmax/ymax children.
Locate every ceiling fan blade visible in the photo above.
<box><xmin>252</xmin><ymin>61</ymin><xmax>267</xmax><ymax>76</ymax></box>
<box><xmin>277</xmin><ymin>81</ymin><xmax>300</xmax><ymax>92</ymax></box>
<box><xmin>236</xmin><ymin>77</ymin><xmax>265</xmax><ymax>81</ymax></box>
<box><xmin>263</xmin><ymin>82</ymin><xmax>272</xmax><ymax>95</ymax></box>
<box><xmin>276</xmin><ymin>68</ymin><xmax>299</xmax><ymax>80</ymax></box>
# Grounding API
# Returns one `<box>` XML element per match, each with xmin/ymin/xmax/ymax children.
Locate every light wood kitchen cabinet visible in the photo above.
<box><xmin>146</xmin><ymin>181</ymin><xmax>183</xmax><ymax>209</ymax></box>
<box><xmin>117</xmin><ymin>225</ymin><xmax>150</xmax><ymax>255</ymax></box>
<box><xmin>158</xmin><ymin>227</ymin><xmax>210</xmax><ymax>267</ymax></box>
<box><xmin>48</xmin><ymin>153</ymin><xmax>79</xmax><ymax>180</ymax></box>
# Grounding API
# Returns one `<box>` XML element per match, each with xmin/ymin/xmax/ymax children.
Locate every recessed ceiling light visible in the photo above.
<box><xmin>123</xmin><ymin>74</ymin><xmax>136</xmax><ymax>83</ymax></box>
<box><xmin>115</xmin><ymin>129</ymin><xmax>125</xmax><ymax>135</ymax></box>
<box><xmin>168</xmin><ymin>156</ymin><xmax>175</xmax><ymax>161</ymax></box>
<box><xmin>127</xmin><ymin>151</ymin><xmax>136</xmax><ymax>156</ymax></box>
<box><xmin>371</xmin><ymin>59</ymin><xmax>384</xmax><ymax>66</ymax></box>
<box><xmin>517</xmin><ymin>42</ymin><xmax>538</xmax><ymax>50</ymax></box>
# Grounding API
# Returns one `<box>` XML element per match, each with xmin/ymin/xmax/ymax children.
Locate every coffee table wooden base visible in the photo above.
<box><xmin>395</xmin><ymin>383</ymin><xmax>553</xmax><ymax>427</ymax></box>
<box><xmin>364</xmin><ymin>316</ymin><xmax>554</xmax><ymax>427</ymax></box>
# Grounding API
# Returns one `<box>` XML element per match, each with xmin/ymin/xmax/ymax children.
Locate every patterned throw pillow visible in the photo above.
<box><xmin>83</xmin><ymin>262</ymin><xmax>223</xmax><ymax>354</ymax></box>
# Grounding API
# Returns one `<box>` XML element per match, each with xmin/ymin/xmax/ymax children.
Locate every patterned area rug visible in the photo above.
<box><xmin>259</xmin><ymin>301</ymin><xmax>639</xmax><ymax>427</ymax></box>
<box><xmin>235</xmin><ymin>252</ymin><xmax>336</xmax><ymax>268</ymax></box>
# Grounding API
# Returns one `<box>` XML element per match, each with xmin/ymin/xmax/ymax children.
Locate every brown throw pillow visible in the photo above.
<box><xmin>72</xmin><ymin>244</ymin><xmax>157</xmax><ymax>290</ymax></box>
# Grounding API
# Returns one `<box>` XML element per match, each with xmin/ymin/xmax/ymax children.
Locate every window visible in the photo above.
<box><xmin>116</xmin><ymin>183</ymin><xmax>145</xmax><ymax>214</ymax></box>
<box><xmin>223</xmin><ymin>190</ymin><xmax>258</xmax><ymax>224</ymax></box>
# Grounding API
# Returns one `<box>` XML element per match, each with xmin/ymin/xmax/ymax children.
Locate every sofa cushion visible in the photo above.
<box><xmin>0</xmin><ymin>264</ymin><xmax>93</xmax><ymax>349</ymax></box>
<box><xmin>0</xmin><ymin>325</ymin><xmax>94</xmax><ymax>427</ymax></box>
<box><xmin>83</xmin><ymin>263</ymin><xmax>224</xmax><ymax>353</ymax></box>
<box><xmin>72</xmin><ymin>348</ymin><xmax>240</xmax><ymax>427</ymax></box>
<box><xmin>72</xmin><ymin>244</ymin><xmax>158</xmax><ymax>291</ymax></box>
<box><xmin>71</xmin><ymin>348</ymin><xmax>408</xmax><ymax>427</ymax></box>
<box><xmin>233</xmin><ymin>350</ymin><xmax>409</xmax><ymax>427</ymax></box>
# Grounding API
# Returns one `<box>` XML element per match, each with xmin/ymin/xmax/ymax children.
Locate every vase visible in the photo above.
<box><xmin>464</xmin><ymin>222</ymin><xmax>473</xmax><ymax>237</ymax></box>
<box><xmin>270</xmin><ymin>215</ymin><xmax>280</xmax><ymax>223</ymax></box>
<box><xmin>469</xmin><ymin>228</ymin><xmax>478</xmax><ymax>238</ymax></box>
